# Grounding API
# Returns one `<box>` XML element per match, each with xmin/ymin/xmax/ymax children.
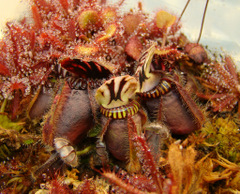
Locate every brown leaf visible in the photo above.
<box><xmin>168</xmin><ymin>143</ymin><xmax>184</xmax><ymax>192</ymax></box>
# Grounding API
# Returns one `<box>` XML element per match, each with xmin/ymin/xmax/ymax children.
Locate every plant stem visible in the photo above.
<box><xmin>0</xmin><ymin>98</ymin><xmax>8</xmax><ymax>113</ymax></box>
<box><xmin>76</xmin><ymin>145</ymin><xmax>95</xmax><ymax>156</ymax></box>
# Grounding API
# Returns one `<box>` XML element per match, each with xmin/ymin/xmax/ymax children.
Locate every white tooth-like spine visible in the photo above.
<box><xmin>58</xmin><ymin>64</ymin><xmax>62</xmax><ymax>75</ymax></box>
<box><xmin>62</xmin><ymin>69</ymin><xmax>68</xmax><ymax>78</ymax></box>
<box><xmin>54</xmin><ymin>137</ymin><xmax>78</xmax><ymax>167</ymax></box>
<box><xmin>54</xmin><ymin>64</ymin><xmax>70</xmax><ymax>78</ymax></box>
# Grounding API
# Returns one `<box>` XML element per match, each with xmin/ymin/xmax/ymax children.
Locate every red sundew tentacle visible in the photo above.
<box><xmin>9</xmin><ymin>82</ymin><xmax>26</xmax><ymax>95</ymax></box>
<box><xmin>10</xmin><ymin>90</ymin><xmax>21</xmax><ymax>120</ymax></box>
<box><xmin>199</xmin><ymin>59</ymin><xmax>240</xmax><ymax>113</ymax></box>
<box><xmin>29</xmin><ymin>30</ymin><xmax>36</xmax><ymax>53</ymax></box>
<box><xmin>205</xmin><ymin>62</ymin><xmax>239</xmax><ymax>95</ymax></box>
<box><xmin>196</xmin><ymin>92</ymin><xmax>226</xmax><ymax>100</ymax></box>
<box><xmin>131</xmin><ymin>131</ymin><xmax>163</xmax><ymax>193</ymax></box>
<box><xmin>78</xmin><ymin>179</ymin><xmax>96</xmax><ymax>193</ymax></box>
<box><xmin>224</xmin><ymin>56</ymin><xmax>238</xmax><ymax>83</ymax></box>
<box><xmin>99</xmin><ymin>118</ymin><xmax>112</xmax><ymax>142</ymax></box>
<box><xmin>128</xmin><ymin>117</ymin><xmax>163</xmax><ymax>193</ymax></box>
<box><xmin>67</xmin><ymin>19</ymin><xmax>76</xmax><ymax>40</ymax></box>
<box><xmin>0</xmin><ymin>63</ymin><xmax>11</xmax><ymax>76</ymax></box>
<box><xmin>71</xmin><ymin>0</ymin><xmax>80</xmax><ymax>11</ymax></box>
<box><xmin>39</xmin><ymin>32</ymin><xmax>66</xmax><ymax>51</ymax></box>
<box><xmin>31</xmin><ymin>5</ymin><xmax>43</xmax><ymax>30</ymax></box>
<box><xmin>59</xmin><ymin>0</ymin><xmax>69</xmax><ymax>14</ymax></box>
<box><xmin>5</xmin><ymin>23</ymin><xmax>36</xmax><ymax>74</ymax></box>
<box><xmin>50</xmin><ymin>16</ymin><xmax>65</xmax><ymax>33</ymax></box>
<box><xmin>101</xmin><ymin>170</ymin><xmax>145</xmax><ymax>194</ymax></box>
<box><xmin>29</xmin><ymin>66</ymin><xmax>53</xmax><ymax>86</ymax></box>
<box><xmin>207</xmin><ymin>74</ymin><xmax>230</xmax><ymax>92</ymax></box>
<box><xmin>214</xmin><ymin>63</ymin><xmax>238</xmax><ymax>90</ymax></box>
<box><xmin>212</xmin><ymin>95</ymin><xmax>237</xmax><ymax>112</ymax></box>
<box><xmin>6</xmin><ymin>23</ymin><xmax>21</xmax><ymax>72</ymax></box>
<box><xmin>33</xmin><ymin>0</ymin><xmax>53</xmax><ymax>16</ymax></box>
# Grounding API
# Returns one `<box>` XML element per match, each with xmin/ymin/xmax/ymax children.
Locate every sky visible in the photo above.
<box><xmin>0</xmin><ymin>0</ymin><xmax>239</xmax><ymax>67</ymax></box>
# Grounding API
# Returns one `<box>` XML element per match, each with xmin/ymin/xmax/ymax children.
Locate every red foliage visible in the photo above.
<box><xmin>77</xmin><ymin>179</ymin><xmax>96</xmax><ymax>194</ymax></box>
<box><xmin>49</xmin><ymin>178</ymin><xmax>73</xmax><ymax>194</ymax></box>
<box><xmin>131</xmin><ymin>125</ymin><xmax>163</xmax><ymax>193</ymax></box>
<box><xmin>0</xmin><ymin>0</ymin><xmax>183</xmax><ymax>118</ymax></box>
<box><xmin>0</xmin><ymin>63</ymin><xmax>10</xmax><ymax>76</ymax></box>
<box><xmin>197</xmin><ymin>56</ymin><xmax>240</xmax><ymax>113</ymax></box>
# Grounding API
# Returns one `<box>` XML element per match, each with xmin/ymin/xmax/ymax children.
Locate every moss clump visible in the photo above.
<box><xmin>201</xmin><ymin>116</ymin><xmax>240</xmax><ymax>163</ymax></box>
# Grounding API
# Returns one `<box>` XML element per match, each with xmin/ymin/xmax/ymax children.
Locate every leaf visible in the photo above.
<box><xmin>125</xmin><ymin>36</ymin><xmax>143</xmax><ymax>60</ymax></box>
<box><xmin>122</xmin><ymin>13</ymin><xmax>143</xmax><ymax>35</ymax></box>
<box><xmin>75</xmin><ymin>45</ymin><xmax>99</xmax><ymax>56</ymax></box>
<box><xmin>88</xmin><ymin>124</ymin><xmax>102</xmax><ymax>137</ymax></box>
<box><xmin>0</xmin><ymin>114</ymin><xmax>25</xmax><ymax>131</ymax></box>
<box><xmin>168</xmin><ymin>143</ymin><xmax>199</xmax><ymax>193</ymax></box>
<box><xmin>101</xmin><ymin>170</ymin><xmax>145</xmax><ymax>194</ymax></box>
<box><xmin>156</xmin><ymin>10</ymin><xmax>176</xmax><ymax>29</ymax></box>
<box><xmin>96</xmin><ymin>23</ymin><xmax>117</xmax><ymax>42</ymax></box>
<box><xmin>101</xmin><ymin>8</ymin><xmax>117</xmax><ymax>24</ymax></box>
<box><xmin>168</xmin><ymin>143</ymin><xmax>184</xmax><ymax>192</ymax></box>
<box><xmin>77</xmin><ymin>10</ymin><xmax>100</xmax><ymax>30</ymax></box>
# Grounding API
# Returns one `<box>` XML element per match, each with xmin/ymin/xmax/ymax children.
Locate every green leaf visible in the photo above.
<box><xmin>88</xmin><ymin>124</ymin><xmax>102</xmax><ymax>137</ymax></box>
<box><xmin>0</xmin><ymin>114</ymin><xmax>24</xmax><ymax>131</ymax></box>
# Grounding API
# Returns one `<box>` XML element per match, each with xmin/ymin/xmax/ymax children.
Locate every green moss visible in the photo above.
<box><xmin>201</xmin><ymin>116</ymin><xmax>240</xmax><ymax>163</ymax></box>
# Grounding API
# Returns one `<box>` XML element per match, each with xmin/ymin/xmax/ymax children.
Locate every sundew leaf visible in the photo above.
<box><xmin>101</xmin><ymin>8</ymin><xmax>117</xmax><ymax>24</ymax></box>
<box><xmin>125</xmin><ymin>36</ymin><xmax>143</xmax><ymax>60</ymax></box>
<box><xmin>156</xmin><ymin>10</ymin><xmax>176</xmax><ymax>29</ymax></box>
<box><xmin>77</xmin><ymin>10</ymin><xmax>100</xmax><ymax>30</ymax></box>
<box><xmin>122</xmin><ymin>13</ymin><xmax>143</xmax><ymax>35</ymax></box>
<box><xmin>0</xmin><ymin>114</ymin><xmax>25</xmax><ymax>131</ymax></box>
<box><xmin>96</xmin><ymin>23</ymin><xmax>117</xmax><ymax>42</ymax></box>
<box><xmin>75</xmin><ymin>45</ymin><xmax>99</xmax><ymax>56</ymax></box>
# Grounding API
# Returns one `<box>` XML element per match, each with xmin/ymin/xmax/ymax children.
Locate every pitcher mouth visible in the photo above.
<box><xmin>137</xmin><ymin>80</ymin><xmax>171</xmax><ymax>99</ymax></box>
<box><xmin>99</xmin><ymin>100</ymin><xmax>140</xmax><ymax>119</ymax></box>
